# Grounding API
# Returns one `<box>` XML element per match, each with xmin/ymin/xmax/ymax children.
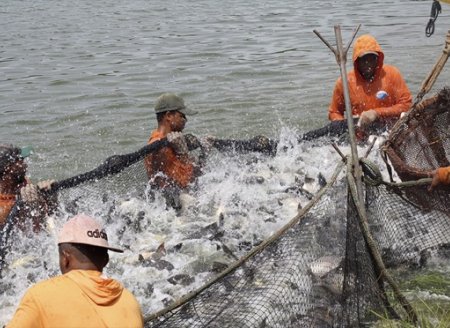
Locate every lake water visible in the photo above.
<box><xmin>1</xmin><ymin>0</ymin><xmax>449</xmax><ymax>179</ymax></box>
<box><xmin>1</xmin><ymin>0</ymin><xmax>450</xmax><ymax>325</ymax></box>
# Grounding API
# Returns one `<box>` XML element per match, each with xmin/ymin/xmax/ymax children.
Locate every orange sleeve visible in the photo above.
<box><xmin>373</xmin><ymin>66</ymin><xmax>412</xmax><ymax>118</ymax></box>
<box><xmin>328</xmin><ymin>78</ymin><xmax>346</xmax><ymax>121</ymax></box>
<box><xmin>0</xmin><ymin>197</ymin><xmax>15</xmax><ymax>226</ymax></box>
<box><xmin>437</xmin><ymin>167</ymin><xmax>450</xmax><ymax>185</ymax></box>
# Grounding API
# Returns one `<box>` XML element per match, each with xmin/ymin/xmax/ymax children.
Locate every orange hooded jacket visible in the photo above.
<box><xmin>329</xmin><ymin>34</ymin><xmax>412</xmax><ymax>121</ymax></box>
<box><xmin>144</xmin><ymin>130</ymin><xmax>195</xmax><ymax>189</ymax></box>
<box><xmin>7</xmin><ymin>270</ymin><xmax>143</xmax><ymax>328</ymax></box>
<box><xmin>436</xmin><ymin>166</ymin><xmax>450</xmax><ymax>185</ymax></box>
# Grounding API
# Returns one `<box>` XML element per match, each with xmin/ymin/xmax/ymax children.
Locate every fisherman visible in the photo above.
<box><xmin>0</xmin><ymin>144</ymin><xmax>55</xmax><ymax>232</ymax></box>
<box><xmin>144</xmin><ymin>93</ymin><xmax>209</xmax><ymax>211</ymax></box>
<box><xmin>429</xmin><ymin>166</ymin><xmax>450</xmax><ymax>191</ymax></box>
<box><xmin>7</xmin><ymin>213</ymin><xmax>144</xmax><ymax>328</ymax></box>
<box><xmin>328</xmin><ymin>34</ymin><xmax>412</xmax><ymax>131</ymax></box>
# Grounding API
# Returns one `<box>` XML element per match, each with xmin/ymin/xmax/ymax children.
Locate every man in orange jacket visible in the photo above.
<box><xmin>144</xmin><ymin>93</ymin><xmax>208</xmax><ymax>211</ymax></box>
<box><xmin>429</xmin><ymin>166</ymin><xmax>450</xmax><ymax>191</ymax></box>
<box><xmin>328</xmin><ymin>34</ymin><xmax>412</xmax><ymax>130</ymax></box>
<box><xmin>7</xmin><ymin>214</ymin><xmax>143</xmax><ymax>328</ymax></box>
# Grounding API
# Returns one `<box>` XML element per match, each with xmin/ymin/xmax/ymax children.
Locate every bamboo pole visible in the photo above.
<box><xmin>314</xmin><ymin>24</ymin><xmax>364</xmax><ymax>205</ymax></box>
<box><xmin>315</xmin><ymin>25</ymin><xmax>418</xmax><ymax>325</ymax></box>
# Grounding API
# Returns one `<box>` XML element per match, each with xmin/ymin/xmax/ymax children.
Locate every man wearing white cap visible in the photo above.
<box><xmin>7</xmin><ymin>214</ymin><xmax>143</xmax><ymax>328</ymax></box>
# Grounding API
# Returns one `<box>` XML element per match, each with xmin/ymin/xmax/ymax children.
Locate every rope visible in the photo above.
<box><xmin>359</xmin><ymin>158</ymin><xmax>433</xmax><ymax>188</ymax></box>
<box><xmin>426</xmin><ymin>1</ymin><xmax>441</xmax><ymax>37</ymax></box>
<box><xmin>144</xmin><ymin>159</ymin><xmax>346</xmax><ymax>324</ymax></box>
<box><xmin>426</xmin><ymin>17</ymin><xmax>437</xmax><ymax>37</ymax></box>
<box><xmin>211</xmin><ymin>120</ymin><xmax>358</xmax><ymax>155</ymax></box>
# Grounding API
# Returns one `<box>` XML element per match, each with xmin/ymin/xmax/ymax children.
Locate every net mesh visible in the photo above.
<box><xmin>149</xmin><ymin>176</ymin><xmax>349</xmax><ymax>328</ymax></box>
<box><xmin>383</xmin><ymin>88</ymin><xmax>450</xmax><ymax>213</ymax></box>
<box><xmin>3</xmin><ymin>89</ymin><xmax>449</xmax><ymax>327</ymax></box>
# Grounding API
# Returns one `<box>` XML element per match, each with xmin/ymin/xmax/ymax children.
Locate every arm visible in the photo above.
<box><xmin>373</xmin><ymin>67</ymin><xmax>412</xmax><ymax>119</ymax></box>
<box><xmin>18</xmin><ymin>181</ymin><xmax>57</xmax><ymax>232</ymax></box>
<box><xmin>328</xmin><ymin>78</ymin><xmax>346</xmax><ymax>121</ymax></box>
<box><xmin>430</xmin><ymin>166</ymin><xmax>450</xmax><ymax>191</ymax></box>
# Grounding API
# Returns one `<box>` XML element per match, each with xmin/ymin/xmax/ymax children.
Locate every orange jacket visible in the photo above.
<box><xmin>329</xmin><ymin>34</ymin><xmax>412</xmax><ymax>121</ymax></box>
<box><xmin>144</xmin><ymin>130</ymin><xmax>195</xmax><ymax>189</ymax></box>
<box><xmin>436</xmin><ymin>167</ymin><xmax>450</xmax><ymax>185</ymax></box>
<box><xmin>7</xmin><ymin>270</ymin><xmax>143</xmax><ymax>328</ymax></box>
<box><xmin>0</xmin><ymin>194</ymin><xmax>15</xmax><ymax>226</ymax></box>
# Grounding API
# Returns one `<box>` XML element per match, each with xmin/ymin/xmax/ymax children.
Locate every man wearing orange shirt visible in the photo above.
<box><xmin>7</xmin><ymin>213</ymin><xmax>143</xmax><ymax>328</ymax></box>
<box><xmin>328</xmin><ymin>34</ymin><xmax>412</xmax><ymax>130</ymax></box>
<box><xmin>0</xmin><ymin>144</ymin><xmax>54</xmax><ymax>232</ymax></box>
<box><xmin>144</xmin><ymin>93</ymin><xmax>207</xmax><ymax>211</ymax></box>
<box><xmin>429</xmin><ymin>166</ymin><xmax>450</xmax><ymax>191</ymax></box>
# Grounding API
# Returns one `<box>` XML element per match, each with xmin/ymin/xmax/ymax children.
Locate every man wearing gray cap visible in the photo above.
<box><xmin>144</xmin><ymin>93</ymin><xmax>205</xmax><ymax>211</ymax></box>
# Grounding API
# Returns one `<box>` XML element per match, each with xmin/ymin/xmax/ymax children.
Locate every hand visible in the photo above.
<box><xmin>20</xmin><ymin>184</ymin><xmax>41</xmax><ymax>203</ymax></box>
<box><xmin>20</xmin><ymin>180</ymin><xmax>55</xmax><ymax>203</ymax></box>
<box><xmin>358</xmin><ymin>110</ymin><xmax>378</xmax><ymax>128</ymax></box>
<box><xmin>184</xmin><ymin>133</ymin><xmax>201</xmax><ymax>150</ymax></box>
<box><xmin>199</xmin><ymin>135</ymin><xmax>215</xmax><ymax>153</ymax></box>
<box><xmin>428</xmin><ymin>170</ymin><xmax>438</xmax><ymax>191</ymax></box>
<box><xmin>167</xmin><ymin>132</ymin><xmax>189</xmax><ymax>155</ymax></box>
<box><xmin>37</xmin><ymin>179</ymin><xmax>55</xmax><ymax>191</ymax></box>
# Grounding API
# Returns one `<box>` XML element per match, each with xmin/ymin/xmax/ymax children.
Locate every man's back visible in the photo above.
<box><xmin>7</xmin><ymin>270</ymin><xmax>143</xmax><ymax>328</ymax></box>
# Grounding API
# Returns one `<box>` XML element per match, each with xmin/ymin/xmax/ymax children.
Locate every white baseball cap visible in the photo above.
<box><xmin>58</xmin><ymin>214</ymin><xmax>123</xmax><ymax>253</ymax></box>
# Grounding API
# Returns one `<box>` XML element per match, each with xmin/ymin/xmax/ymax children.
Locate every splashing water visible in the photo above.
<box><xmin>0</xmin><ymin>129</ymin><xmax>388</xmax><ymax>324</ymax></box>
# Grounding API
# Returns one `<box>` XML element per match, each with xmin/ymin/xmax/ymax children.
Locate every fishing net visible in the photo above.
<box><xmin>383</xmin><ymin>88</ymin><xmax>450</xmax><ymax>213</ymax></box>
<box><xmin>144</xmin><ymin>90</ymin><xmax>450</xmax><ymax>327</ymax></box>
<box><xmin>1</xmin><ymin>90</ymin><xmax>449</xmax><ymax>327</ymax></box>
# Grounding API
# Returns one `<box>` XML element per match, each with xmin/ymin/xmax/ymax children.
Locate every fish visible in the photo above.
<box><xmin>139</xmin><ymin>242</ymin><xmax>166</xmax><ymax>261</ymax></box>
<box><xmin>45</xmin><ymin>215</ymin><xmax>57</xmax><ymax>236</ymax></box>
<box><xmin>9</xmin><ymin>255</ymin><xmax>35</xmax><ymax>269</ymax></box>
<box><xmin>309</xmin><ymin>256</ymin><xmax>344</xmax><ymax>296</ymax></box>
<box><xmin>167</xmin><ymin>274</ymin><xmax>195</xmax><ymax>286</ymax></box>
<box><xmin>186</xmin><ymin>215</ymin><xmax>225</xmax><ymax>241</ymax></box>
<box><xmin>309</xmin><ymin>256</ymin><xmax>342</xmax><ymax>279</ymax></box>
<box><xmin>138</xmin><ymin>243</ymin><xmax>174</xmax><ymax>271</ymax></box>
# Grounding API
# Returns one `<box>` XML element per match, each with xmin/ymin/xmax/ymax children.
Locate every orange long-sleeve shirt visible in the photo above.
<box><xmin>436</xmin><ymin>167</ymin><xmax>450</xmax><ymax>185</ymax></box>
<box><xmin>329</xmin><ymin>34</ymin><xmax>412</xmax><ymax>121</ymax></box>
<box><xmin>144</xmin><ymin>130</ymin><xmax>195</xmax><ymax>189</ymax></box>
<box><xmin>7</xmin><ymin>270</ymin><xmax>143</xmax><ymax>328</ymax></box>
<box><xmin>0</xmin><ymin>194</ymin><xmax>15</xmax><ymax>226</ymax></box>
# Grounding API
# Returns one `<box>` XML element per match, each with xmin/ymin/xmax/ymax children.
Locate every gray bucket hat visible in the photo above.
<box><xmin>154</xmin><ymin>93</ymin><xmax>197</xmax><ymax>115</ymax></box>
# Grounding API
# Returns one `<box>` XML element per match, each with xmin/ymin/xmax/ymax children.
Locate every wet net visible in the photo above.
<box><xmin>383</xmin><ymin>88</ymin><xmax>450</xmax><ymax>213</ymax></box>
<box><xmin>144</xmin><ymin>90</ymin><xmax>450</xmax><ymax>327</ymax></box>
<box><xmin>1</xmin><ymin>90</ymin><xmax>449</xmax><ymax>327</ymax></box>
